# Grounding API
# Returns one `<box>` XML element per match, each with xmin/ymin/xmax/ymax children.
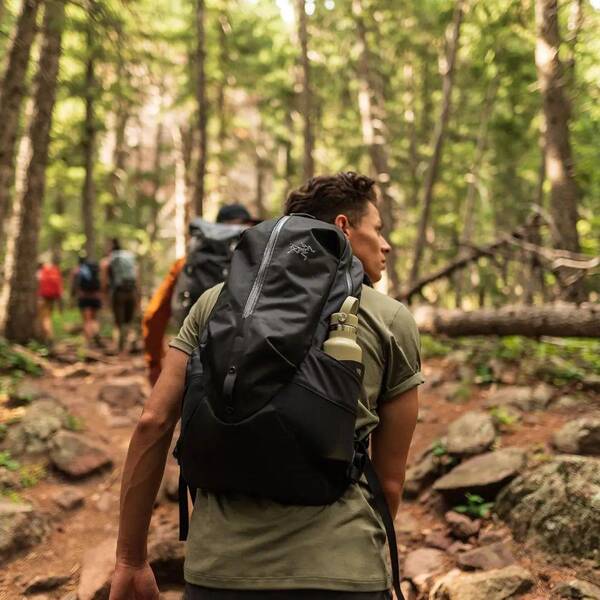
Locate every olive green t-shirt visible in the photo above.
<box><xmin>170</xmin><ymin>283</ymin><xmax>424</xmax><ymax>591</ymax></box>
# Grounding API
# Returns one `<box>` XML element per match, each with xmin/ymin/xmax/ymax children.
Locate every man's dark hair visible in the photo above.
<box><xmin>284</xmin><ymin>172</ymin><xmax>377</xmax><ymax>225</ymax></box>
<box><xmin>111</xmin><ymin>238</ymin><xmax>121</xmax><ymax>252</ymax></box>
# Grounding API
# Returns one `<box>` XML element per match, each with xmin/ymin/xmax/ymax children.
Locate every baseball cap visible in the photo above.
<box><xmin>216</xmin><ymin>203</ymin><xmax>253</xmax><ymax>223</ymax></box>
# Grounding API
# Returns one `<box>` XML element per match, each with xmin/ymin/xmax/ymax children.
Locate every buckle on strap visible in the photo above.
<box><xmin>348</xmin><ymin>441</ymin><xmax>368</xmax><ymax>482</ymax></box>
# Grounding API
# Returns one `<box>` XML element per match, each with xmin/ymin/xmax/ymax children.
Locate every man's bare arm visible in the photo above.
<box><xmin>371</xmin><ymin>387</ymin><xmax>419</xmax><ymax>517</ymax></box>
<box><xmin>115</xmin><ymin>348</ymin><xmax>187</xmax><ymax>566</ymax></box>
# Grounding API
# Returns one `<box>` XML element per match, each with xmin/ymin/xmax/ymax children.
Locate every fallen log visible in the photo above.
<box><xmin>414</xmin><ymin>303</ymin><xmax>600</xmax><ymax>338</ymax></box>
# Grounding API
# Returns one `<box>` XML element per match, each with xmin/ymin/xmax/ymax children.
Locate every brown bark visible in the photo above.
<box><xmin>81</xmin><ymin>25</ymin><xmax>97</xmax><ymax>259</ymax></box>
<box><xmin>296</xmin><ymin>0</ymin><xmax>314</xmax><ymax>180</ymax></box>
<box><xmin>5</xmin><ymin>0</ymin><xmax>65</xmax><ymax>343</ymax></box>
<box><xmin>352</xmin><ymin>0</ymin><xmax>400</xmax><ymax>295</ymax></box>
<box><xmin>409</xmin><ymin>0</ymin><xmax>465</xmax><ymax>285</ymax></box>
<box><xmin>216</xmin><ymin>10</ymin><xmax>229</xmax><ymax>202</ymax></box>
<box><xmin>0</xmin><ymin>0</ymin><xmax>43</xmax><ymax>245</ymax></box>
<box><xmin>192</xmin><ymin>0</ymin><xmax>207</xmax><ymax>217</ymax></box>
<box><xmin>414</xmin><ymin>303</ymin><xmax>600</xmax><ymax>338</ymax></box>
<box><xmin>535</xmin><ymin>0</ymin><xmax>583</xmax><ymax>301</ymax></box>
<box><xmin>51</xmin><ymin>193</ymin><xmax>64</xmax><ymax>264</ymax></box>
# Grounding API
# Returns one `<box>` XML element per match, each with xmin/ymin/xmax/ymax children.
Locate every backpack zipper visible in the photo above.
<box><xmin>242</xmin><ymin>216</ymin><xmax>290</xmax><ymax>319</ymax></box>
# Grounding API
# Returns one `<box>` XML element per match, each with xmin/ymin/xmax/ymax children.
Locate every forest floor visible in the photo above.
<box><xmin>0</xmin><ymin>336</ymin><xmax>599</xmax><ymax>600</ymax></box>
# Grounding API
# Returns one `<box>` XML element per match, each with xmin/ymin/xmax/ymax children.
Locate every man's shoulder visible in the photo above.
<box><xmin>360</xmin><ymin>284</ymin><xmax>411</xmax><ymax>326</ymax></box>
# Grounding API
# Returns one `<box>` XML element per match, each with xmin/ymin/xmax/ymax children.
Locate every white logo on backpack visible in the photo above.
<box><xmin>288</xmin><ymin>241</ymin><xmax>316</xmax><ymax>261</ymax></box>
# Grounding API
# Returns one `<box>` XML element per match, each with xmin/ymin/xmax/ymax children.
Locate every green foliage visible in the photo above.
<box><xmin>0</xmin><ymin>339</ymin><xmax>42</xmax><ymax>377</ymax></box>
<box><xmin>19</xmin><ymin>463</ymin><xmax>47</xmax><ymax>488</ymax></box>
<box><xmin>0</xmin><ymin>451</ymin><xmax>21</xmax><ymax>472</ymax></box>
<box><xmin>489</xmin><ymin>406</ymin><xmax>518</xmax><ymax>428</ymax></box>
<box><xmin>64</xmin><ymin>413</ymin><xmax>85</xmax><ymax>432</ymax></box>
<box><xmin>0</xmin><ymin>424</ymin><xmax>7</xmax><ymax>442</ymax></box>
<box><xmin>432</xmin><ymin>439</ymin><xmax>447</xmax><ymax>457</ymax></box>
<box><xmin>421</xmin><ymin>335</ymin><xmax>453</xmax><ymax>359</ymax></box>
<box><xmin>454</xmin><ymin>493</ymin><xmax>494</xmax><ymax>519</ymax></box>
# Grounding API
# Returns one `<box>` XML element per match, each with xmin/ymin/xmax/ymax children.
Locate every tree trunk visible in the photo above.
<box><xmin>0</xmin><ymin>0</ymin><xmax>42</xmax><ymax>246</ymax></box>
<box><xmin>409</xmin><ymin>0</ymin><xmax>465</xmax><ymax>285</ymax></box>
<box><xmin>352</xmin><ymin>0</ymin><xmax>400</xmax><ymax>295</ymax></box>
<box><xmin>216</xmin><ymin>10</ymin><xmax>229</xmax><ymax>203</ymax></box>
<box><xmin>535</xmin><ymin>0</ymin><xmax>583</xmax><ymax>301</ymax></box>
<box><xmin>51</xmin><ymin>193</ymin><xmax>64</xmax><ymax>264</ymax></box>
<box><xmin>296</xmin><ymin>0</ymin><xmax>314</xmax><ymax>181</ymax></box>
<box><xmin>403</xmin><ymin>57</ymin><xmax>420</xmax><ymax>208</ymax></box>
<box><xmin>414</xmin><ymin>303</ymin><xmax>600</xmax><ymax>338</ymax></box>
<box><xmin>192</xmin><ymin>0</ymin><xmax>207</xmax><ymax>217</ymax></box>
<box><xmin>81</xmin><ymin>25</ymin><xmax>97</xmax><ymax>259</ymax></box>
<box><xmin>4</xmin><ymin>0</ymin><xmax>65</xmax><ymax>343</ymax></box>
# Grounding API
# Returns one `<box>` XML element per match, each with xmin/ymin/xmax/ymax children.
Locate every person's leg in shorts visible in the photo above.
<box><xmin>184</xmin><ymin>586</ymin><xmax>392</xmax><ymax>600</ymax></box>
<box><xmin>112</xmin><ymin>288</ymin><xmax>136</xmax><ymax>353</ymax></box>
<box><xmin>78</xmin><ymin>297</ymin><xmax>102</xmax><ymax>347</ymax></box>
<box><xmin>38</xmin><ymin>297</ymin><xmax>55</xmax><ymax>342</ymax></box>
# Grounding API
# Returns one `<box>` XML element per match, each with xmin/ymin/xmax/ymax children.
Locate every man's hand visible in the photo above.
<box><xmin>109</xmin><ymin>561</ymin><xmax>159</xmax><ymax>600</ymax></box>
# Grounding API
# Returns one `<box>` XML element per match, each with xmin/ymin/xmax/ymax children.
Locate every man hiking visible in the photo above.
<box><xmin>101</xmin><ymin>239</ymin><xmax>139</xmax><ymax>354</ymax></box>
<box><xmin>142</xmin><ymin>204</ymin><xmax>257</xmax><ymax>384</ymax></box>
<box><xmin>110</xmin><ymin>172</ymin><xmax>423</xmax><ymax>600</ymax></box>
<box><xmin>71</xmin><ymin>255</ymin><xmax>103</xmax><ymax>348</ymax></box>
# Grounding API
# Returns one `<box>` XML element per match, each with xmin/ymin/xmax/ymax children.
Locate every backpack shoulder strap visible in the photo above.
<box><xmin>361</xmin><ymin>453</ymin><xmax>404</xmax><ymax>600</ymax></box>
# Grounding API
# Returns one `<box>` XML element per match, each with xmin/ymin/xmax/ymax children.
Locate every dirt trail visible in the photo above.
<box><xmin>0</xmin><ymin>352</ymin><xmax>597</xmax><ymax>599</ymax></box>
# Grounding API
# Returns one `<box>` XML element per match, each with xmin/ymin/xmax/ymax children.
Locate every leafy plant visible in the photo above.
<box><xmin>64</xmin><ymin>413</ymin><xmax>84</xmax><ymax>432</ymax></box>
<box><xmin>0</xmin><ymin>423</ymin><xmax>7</xmax><ymax>442</ymax></box>
<box><xmin>432</xmin><ymin>440</ymin><xmax>448</xmax><ymax>457</ymax></box>
<box><xmin>489</xmin><ymin>406</ymin><xmax>518</xmax><ymax>427</ymax></box>
<box><xmin>454</xmin><ymin>493</ymin><xmax>494</xmax><ymax>519</ymax></box>
<box><xmin>0</xmin><ymin>451</ymin><xmax>21</xmax><ymax>471</ymax></box>
<box><xmin>19</xmin><ymin>463</ymin><xmax>46</xmax><ymax>488</ymax></box>
<box><xmin>0</xmin><ymin>338</ymin><xmax>42</xmax><ymax>376</ymax></box>
<box><xmin>421</xmin><ymin>335</ymin><xmax>453</xmax><ymax>359</ymax></box>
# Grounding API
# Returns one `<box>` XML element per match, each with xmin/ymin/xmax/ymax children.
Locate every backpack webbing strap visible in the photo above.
<box><xmin>177</xmin><ymin>472</ymin><xmax>197</xmax><ymax>541</ymax></box>
<box><xmin>362</xmin><ymin>455</ymin><xmax>404</xmax><ymax>600</ymax></box>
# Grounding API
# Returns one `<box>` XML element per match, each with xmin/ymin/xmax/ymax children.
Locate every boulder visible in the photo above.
<box><xmin>552</xmin><ymin>579</ymin><xmax>600</xmax><ymax>599</ymax></box>
<box><xmin>430</xmin><ymin>565</ymin><xmax>534</xmax><ymax>600</ymax></box>
<box><xmin>78</xmin><ymin>537</ymin><xmax>115</xmax><ymax>600</ymax></box>
<box><xmin>98</xmin><ymin>379</ymin><xmax>145</xmax><ymax>411</ymax></box>
<box><xmin>457</xmin><ymin>541</ymin><xmax>516</xmax><ymax>571</ymax></box>
<box><xmin>147</xmin><ymin>522</ymin><xmax>185</xmax><ymax>586</ymax></box>
<box><xmin>403</xmin><ymin>548</ymin><xmax>448</xmax><ymax>592</ymax></box>
<box><xmin>4</xmin><ymin>400</ymin><xmax>66</xmax><ymax>456</ymax></box>
<box><xmin>404</xmin><ymin>442</ymin><xmax>454</xmax><ymax>499</ymax></box>
<box><xmin>485</xmin><ymin>384</ymin><xmax>554</xmax><ymax>412</ymax></box>
<box><xmin>25</xmin><ymin>574</ymin><xmax>71</xmax><ymax>594</ymax></box>
<box><xmin>424</xmin><ymin>531</ymin><xmax>453</xmax><ymax>551</ymax></box>
<box><xmin>552</xmin><ymin>418</ymin><xmax>600</xmax><ymax>456</ymax></box>
<box><xmin>445</xmin><ymin>511</ymin><xmax>480</xmax><ymax>541</ymax></box>
<box><xmin>50</xmin><ymin>431</ymin><xmax>112</xmax><ymax>478</ymax></box>
<box><xmin>445</xmin><ymin>411</ymin><xmax>496</xmax><ymax>456</ymax></box>
<box><xmin>52</xmin><ymin>487</ymin><xmax>85</xmax><ymax>511</ymax></box>
<box><xmin>496</xmin><ymin>455</ymin><xmax>600</xmax><ymax>560</ymax></box>
<box><xmin>0</xmin><ymin>500</ymin><xmax>46</xmax><ymax>565</ymax></box>
<box><xmin>433</xmin><ymin>448</ymin><xmax>526</xmax><ymax>502</ymax></box>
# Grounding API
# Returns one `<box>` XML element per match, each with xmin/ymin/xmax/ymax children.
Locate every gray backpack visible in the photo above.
<box><xmin>109</xmin><ymin>250</ymin><xmax>137</xmax><ymax>290</ymax></box>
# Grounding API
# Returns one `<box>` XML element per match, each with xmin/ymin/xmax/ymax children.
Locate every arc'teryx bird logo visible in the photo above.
<box><xmin>288</xmin><ymin>241</ymin><xmax>316</xmax><ymax>261</ymax></box>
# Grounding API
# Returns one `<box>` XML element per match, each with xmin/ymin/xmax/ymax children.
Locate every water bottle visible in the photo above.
<box><xmin>323</xmin><ymin>296</ymin><xmax>362</xmax><ymax>364</ymax></box>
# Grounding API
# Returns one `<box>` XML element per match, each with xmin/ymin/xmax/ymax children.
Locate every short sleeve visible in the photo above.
<box><xmin>168</xmin><ymin>283</ymin><xmax>224</xmax><ymax>355</ymax></box>
<box><xmin>381</xmin><ymin>304</ymin><xmax>424</xmax><ymax>402</ymax></box>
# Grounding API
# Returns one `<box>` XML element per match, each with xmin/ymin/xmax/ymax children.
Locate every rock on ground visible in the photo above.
<box><xmin>445</xmin><ymin>511</ymin><xmax>480</xmax><ymax>541</ymax></box>
<box><xmin>52</xmin><ymin>487</ymin><xmax>85</xmax><ymax>511</ymax></box>
<box><xmin>457</xmin><ymin>541</ymin><xmax>516</xmax><ymax>571</ymax></box>
<box><xmin>404</xmin><ymin>442</ymin><xmax>454</xmax><ymax>499</ymax></box>
<box><xmin>50</xmin><ymin>431</ymin><xmax>113</xmax><ymax>478</ymax></box>
<box><xmin>78</xmin><ymin>537</ymin><xmax>116</xmax><ymax>600</ymax></box>
<box><xmin>430</xmin><ymin>565</ymin><xmax>534</xmax><ymax>600</ymax></box>
<box><xmin>552</xmin><ymin>579</ymin><xmax>600</xmax><ymax>599</ymax></box>
<box><xmin>445</xmin><ymin>411</ymin><xmax>496</xmax><ymax>456</ymax></box>
<box><xmin>403</xmin><ymin>548</ymin><xmax>448</xmax><ymax>592</ymax></box>
<box><xmin>0</xmin><ymin>500</ymin><xmax>46</xmax><ymax>565</ymax></box>
<box><xmin>552</xmin><ymin>418</ymin><xmax>600</xmax><ymax>456</ymax></box>
<box><xmin>4</xmin><ymin>399</ymin><xmax>66</xmax><ymax>456</ymax></box>
<box><xmin>496</xmin><ymin>455</ymin><xmax>600</xmax><ymax>560</ymax></box>
<box><xmin>485</xmin><ymin>384</ymin><xmax>554</xmax><ymax>412</ymax></box>
<box><xmin>98</xmin><ymin>379</ymin><xmax>145</xmax><ymax>411</ymax></box>
<box><xmin>24</xmin><ymin>574</ymin><xmax>71</xmax><ymax>594</ymax></box>
<box><xmin>147</xmin><ymin>522</ymin><xmax>185</xmax><ymax>586</ymax></box>
<box><xmin>433</xmin><ymin>448</ymin><xmax>526</xmax><ymax>502</ymax></box>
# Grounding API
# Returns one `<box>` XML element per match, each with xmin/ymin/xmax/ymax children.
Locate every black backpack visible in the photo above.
<box><xmin>77</xmin><ymin>261</ymin><xmax>100</xmax><ymax>292</ymax></box>
<box><xmin>175</xmin><ymin>214</ymin><xmax>404</xmax><ymax>598</ymax></box>
<box><xmin>171</xmin><ymin>219</ymin><xmax>246</xmax><ymax>327</ymax></box>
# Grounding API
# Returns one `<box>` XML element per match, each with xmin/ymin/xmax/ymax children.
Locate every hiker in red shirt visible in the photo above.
<box><xmin>37</xmin><ymin>262</ymin><xmax>63</xmax><ymax>342</ymax></box>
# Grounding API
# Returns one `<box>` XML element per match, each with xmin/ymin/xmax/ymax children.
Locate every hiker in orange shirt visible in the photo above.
<box><xmin>143</xmin><ymin>204</ymin><xmax>257</xmax><ymax>384</ymax></box>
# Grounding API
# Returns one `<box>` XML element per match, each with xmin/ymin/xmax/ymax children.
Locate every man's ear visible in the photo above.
<box><xmin>334</xmin><ymin>214</ymin><xmax>351</xmax><ymax>238</ymax></box>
